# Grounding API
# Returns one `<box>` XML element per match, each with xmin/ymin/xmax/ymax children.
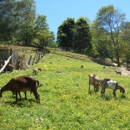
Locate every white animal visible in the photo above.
<box><xmin>107</xmin><ymin>80</ymin><xmax>117</xmax><ymax>90</ymax></box>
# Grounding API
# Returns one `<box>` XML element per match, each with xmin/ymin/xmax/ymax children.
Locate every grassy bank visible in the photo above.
<box><xmin>0</xmin><ymin>50</ymin><xmax>129</xmax><ymax>130</ymax></box>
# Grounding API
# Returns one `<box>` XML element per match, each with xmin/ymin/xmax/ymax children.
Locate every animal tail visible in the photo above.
<box><xmin>36</xmin><ymin>80</ymin><xmax>42</xmax><ymax>87</ymax></box>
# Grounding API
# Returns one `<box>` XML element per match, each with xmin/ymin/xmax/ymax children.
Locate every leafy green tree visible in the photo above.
<box><xmin>15</xmin><ymin>0</ymin><xmax>37</xmax><ymax>45</ymax></box>
<box><xmin>94</xmin><ymin>5</ymin><xmax>126</xmax><ymax>66</ymax></box>
<box><xmin>0</xmin><ymin>0</ymin><xmax>38</xmax><ymax>44</ymax></box>
<box><xmin>47</xmin><ymin>31</ymin><xmax>55</xmax><ymax>47</ymax></box>
<box><xmin>57</xmin><ymin>18</ymin><xmax>75</xmax><ymax>51</ymax></box>
<box><xmin>120</xmin><ymin>22</ymin><xmax>130</xmax><ymax>67</ymax></box>
<box><xmin>36</xmin><ymin>15</ymin><xmax>49</xmax><ymax>30</ymax></box>
<box><xmin>74</xmin><ymin>17</ymin><xmax>92</xmax><ymax>53</ymax></box>
<box><xmin>33</xmin><ymin>15</ymin><xmax>54</xmax><ymax>48</ymax></box>
<box><xmin>91</xmin><ymin>23</ymin><xmax>113</xmax><ymax>58</ymax></box>
<box><xmin>123</xmin><ymin>22</ymin><xmax>130</xmax><ymax>43</ymax></box>
<box><xmin>0</xmin><ymin>0</ymin><xmax>17</xmax><ymax>41</ymax></box>
<box><xmin>0</xmin><ymin>0</ymin><xmax>53</xmax><ymax>47</ymax></box>
<box><xmin>36</xmin><ymin>30</ymin><xmax>54</xmax><ymax>49</ymax></box>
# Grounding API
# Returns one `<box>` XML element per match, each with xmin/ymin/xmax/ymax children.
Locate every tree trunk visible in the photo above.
<box><xmin>116</xmin><ymin>49</ymin><xmax>120</xmax><ymax>67</ymax></box>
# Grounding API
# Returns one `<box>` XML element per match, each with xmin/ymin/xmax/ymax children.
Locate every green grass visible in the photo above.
<box><xmin>0</xmin><ymin>50</ymin><xmax>130</xmax><ymax>130</ymax></box>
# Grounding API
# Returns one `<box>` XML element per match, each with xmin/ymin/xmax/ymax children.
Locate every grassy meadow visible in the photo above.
<box><xmin>0</xmin><ymin>49</ymin><xmax>130</xmax><ymax>130</ymax></box>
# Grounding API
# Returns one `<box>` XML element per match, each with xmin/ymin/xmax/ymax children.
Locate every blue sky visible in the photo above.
<box><xmin>35</xmin><ymin>0</ymin><xmax>130</xmax><ymax>36</ymax></box>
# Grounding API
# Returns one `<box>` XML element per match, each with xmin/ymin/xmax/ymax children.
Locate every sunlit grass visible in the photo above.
<box><xmin>0</xmin><ymin>50</ymin><xmax>129</xmax><ymax>129</ymax></box>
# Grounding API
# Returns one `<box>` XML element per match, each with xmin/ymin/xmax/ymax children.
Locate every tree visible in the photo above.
<box><xmin>74</xmin><ymin>17</ymin><xmax>92</xmax><ymax>53</ymax></box>
<box><xmin>36</xmin><ymin>29</ymin><xmax>54</xmax><ymax>49</ymax></box>
<box><xmin>36</xmin><ymin>15</ymin><xmax>49</xmax><ymax>30</ymax></box>
<box><xmin>0</xmin><ymin>0</ymin><xmax>17</xmax><ymax>41</ymax></box>
<box><xmin>91</xmin><ymin>23</ymin><xmax>113</xmax><ymax>58</ymax></box>
<box><xmin>57</xmin><ymin>18</ymin><xmax>75</xmax><ymax>51</ymax></box>
<box><xmin>94</xmin><ymin>5</ymin><xmax>126</xmax><ymax>66</ymax></box>
<box><xmin>33</xmin><ymin>14</ymin><xmax>54</xmax><ymax>48</ymax></box>
<box><xmin>15</xmin><ymin>0</ymin><xmax>37</xmax><ymax>45</ymax></box>
<box><xmin>122</xmin><ymin>22</ymin><xmax>130</xmax><ymax>43</ymax></box>
<box><xmin>120</xmin><ymin>22</ymin><xmax>130</xmax><ymax>67</ymax></box>
<box><xmin>0</xmin><ymin>0</ymin><xmax>38</xmax><ymax>44</ymax></box>
<box><xmin>0</xmin><ymin>0</ymin><xmax>53</xmax><ymax>47</ymax></box>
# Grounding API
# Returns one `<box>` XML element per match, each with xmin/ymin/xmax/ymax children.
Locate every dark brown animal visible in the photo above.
<box><xmin>80</xmin><ymin>65</ymin><xmax>84</xmax><ymax>68</ymax></box>
<box><xmin>88</xmin><ymin>74</ymin><xmax>100</xmax><ymax>92</ymax></box>
<box><xmin>33</xmin><ymin>68</ymin><xmax>42</xmax><ymax>75</ymax></box>
<box><xmin>0</xmin><ymin>76</ymin><xmax>41</xmax><ymax>103</ymax></box>
<box><xmin>100</xmin><ymin>78</ymin><xmax>126</xmax><ymax>98</ymax></box>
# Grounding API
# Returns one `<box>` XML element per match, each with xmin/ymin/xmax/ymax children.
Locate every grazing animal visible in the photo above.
<box><xmin>115</xmin><ymin>70</ymin><xmax>122</xmax><ymax>75</ymax></box>
<box><xmin>100</xmin><ymin>78</ymin><xmax>126</xmax><ymax>98</ymax></box>
<box><xmin>33</xmin><ymin>68</ymin><xmax>42</xmax><ymax>75</ymax></box>
<box><xmin>0</xmin><ymin>76</ymin><xmax>41</xmax><ymax>103</ymax></box>
<box><xmin>80</xmin><ymin>65</ymin><xmax>84</xmax><ymax>68</ymax></box>
<box><xmin>88</xmin><ymin>74</ymin><xmax>100</xmax><ymax>92</ymax></box>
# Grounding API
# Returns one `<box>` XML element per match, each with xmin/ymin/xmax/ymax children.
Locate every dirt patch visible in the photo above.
<box><xmin>118</xmin><ymin>67</ymin><xmax>130</xmax><ymax>76</ymax></box>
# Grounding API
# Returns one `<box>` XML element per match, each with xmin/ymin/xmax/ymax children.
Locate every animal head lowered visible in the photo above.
<box><xmin>119</xmin><ymin>85</ymin><xmax>126</xmax><ymax>94</ymax></box>
<box><xmin>100</xmin><ymin>78</ymin><xmax>126</xmax><ymax>98</ymax></box>
<box><xmin>0</xmin><ymin>76</ymin><xmax>41</xmax><ymax>103</ymax></box>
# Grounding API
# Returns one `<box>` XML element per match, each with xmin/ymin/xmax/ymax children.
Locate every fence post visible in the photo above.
<box><xmin>28</xmin><ymin>55</ymin><xmax>32</xmax><ymax>65</ymax></box>
<box><xmin>32</xmin><ymin>55</ymin><xmax>36</xmax><ymax>66</ymax></box>
<box><xmin>9</xmin><ymin>49</ymin><xmax>13</xmax><ymax>71</ymax></box>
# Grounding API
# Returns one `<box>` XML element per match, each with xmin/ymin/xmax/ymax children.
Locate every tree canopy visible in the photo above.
<box><xmin>57</xmin><ymin>17</ymin><xmax>92</xmax><ymax>53</ymax></box>
<box><xmin>93</xmin><ymin>5</ymin><xmax>126</xmax><ymax>66</ymax></box>
<box><xmin>0</xmin><ymin>0</ymin><xmax>54</xmax><ymax>47</ymax></box>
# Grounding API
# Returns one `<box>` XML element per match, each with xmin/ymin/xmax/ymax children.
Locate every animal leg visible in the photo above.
<box><xmin>88</xmin><ymin>84</ymin><xmax>91</xmax><ymax>93</ymax></box>
<box><xmin>24</xmin><ymin>92</ymin><xmax>27</xmax><ymax>100</ymax></box>
<box><xmin>94</xmin><ymin>85</ymin><xmax>99</xmax><ymax>92</ymax></box>
<box><xmin>18</xmin><ymin>92</ymin><xmax>22</xmax><ymax>100</ymax></box>
<box><xmin>101</xmin><ymin>87</ymin><xmax>105</xmax><ymax>97</ymax></box>
<box><xmin>15</xmin><ymin>92</ymin><xmax>18</xmax><ymax>102</ymax></box>
<box><xmin>113</xmin><ymin>90</ymin><xmax>116</xmax><ymax>98</ymax></box>
<box><xmin>32</xmin><ymin>91</ymin><xmax>40</xmax><ymax>103</ymax></box>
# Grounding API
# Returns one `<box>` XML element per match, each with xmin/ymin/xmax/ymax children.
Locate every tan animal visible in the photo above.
<box><xmin>88</xmin><ymin>74</ymin><xmax>100</xmax><ymax>92</ymax></box>
<box><xmin>100</xmin><ymin>78</ymin><xmax>126</xmax><ymax>98</ymax></box>
<box><xmin>0</xmin><ymin>76</ymin><xmax>41</xmax><ymax>103</ymax></box>
<box><xmin>115</xmin><ymin>70</ymin><xmax>122</xmax><ymax>75</ymax></box>
<box><xmin>33</xmin><ymin>68</ymin><xmax>42</xmax><ymax>75</ymax></box>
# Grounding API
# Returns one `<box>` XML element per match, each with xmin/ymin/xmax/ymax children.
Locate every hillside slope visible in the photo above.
<box><xmin>0</xmin><ymin>49</ymin><xmax>129</xmax><ymax>129</ymax></box>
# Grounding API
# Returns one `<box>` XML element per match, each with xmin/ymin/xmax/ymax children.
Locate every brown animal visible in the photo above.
<box><xmin>100</xmin><ymin>78</ymin><xmax>126</xmax><ymax>98</ymax></box>
<box><xmin>33</xmin><ymin>68</ymin><xmax>42</xmax><ymax>75</ymax></box>
<box><xmin>88</xmin><ymin>74</ymin><xmax>100</xmax><ymax>92</ymax></box>
<box><xmin>0</xmin><ymin>76</ymin><xmax>41</xmax><ymax>103</ymax></box>
<box><xmin>115</xmin><ymin>70</ymin><xmax>122</xmax><ymax>75</ymax></box>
